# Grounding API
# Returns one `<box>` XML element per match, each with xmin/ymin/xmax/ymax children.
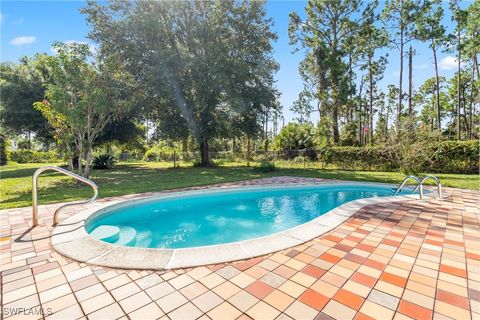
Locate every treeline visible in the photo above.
<box><xmin>289</xmin><ymin>0</ymin><xmax>479</xmax><ymax>145</ymax></box>
<box><xmin>0</xmin><ymin>0</ymin><xmax>478</xmax><ymax>175</ymax></box>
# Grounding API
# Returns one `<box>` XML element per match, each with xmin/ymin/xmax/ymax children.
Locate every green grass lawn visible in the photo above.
<box><xmin>0</xmin><ymin>161</ymin><xmax>478</xmax><ymax>210</ymax></box>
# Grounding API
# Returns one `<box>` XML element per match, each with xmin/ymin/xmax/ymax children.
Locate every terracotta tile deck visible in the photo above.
<box><xmin>1</xmin><ymin>177</ymin><xmax>479</xmax><ymax>320</ymax></box>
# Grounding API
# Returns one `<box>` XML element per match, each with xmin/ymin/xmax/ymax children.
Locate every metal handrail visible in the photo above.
<box><xmin>393</xmin><ymin>175</ymin><xmax>422</xmax><ymax>199</ymax></box>
<box><xmin>413</xmin><ymin>175</ymin><xmax>442</xmax><ymax>198</ymax></box>
<box><xmin>32</xmin><ymin>166</ymin><xmax>98</xmax><ymax>226</ymax></box>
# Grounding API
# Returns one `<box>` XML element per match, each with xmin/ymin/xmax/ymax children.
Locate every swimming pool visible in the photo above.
<box><xmin>85</xmin><ymin>184</ymin><xmax>408</xmax><ymax>249</ymax></box>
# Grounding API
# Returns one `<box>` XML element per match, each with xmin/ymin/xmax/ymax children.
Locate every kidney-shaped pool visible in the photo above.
<box><xmin>85</xmin><ymin>184</ymin><xmax>410</xmax><ymax>249</ymax></box>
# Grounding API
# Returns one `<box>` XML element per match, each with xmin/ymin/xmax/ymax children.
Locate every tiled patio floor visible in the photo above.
<box><xmin>1</xmin><ymin>177</ymin><xmax>479</xmax><ymax>320</ymax></box>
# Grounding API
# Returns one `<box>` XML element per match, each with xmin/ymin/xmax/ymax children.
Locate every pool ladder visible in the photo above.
<box><xmin>393</xmin><ymin>175</ymin><xmax>442</xmax><ymax>199</ymax></box>
<box><xmin>32</xmin><ymin>166</ymin><xmax>98</xmax><ymax>227</ymax></box>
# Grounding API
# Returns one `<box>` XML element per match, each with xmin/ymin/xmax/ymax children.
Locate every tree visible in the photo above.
<box><xmin>82</xmin><ymin>0</ymin><xmax>279</xmax><ymax>166</ymax></box>
<box><xmin>289</xmin><ymin>0</ymin><xmax>367</xmax><ymax>144</ymax></box>
<box><xmin>382</xmin><ymin>0</ymin><xmax>419</xmax><ymax>126</ymax></box>
<box><xmin>0</xmin><ymin>55</ymin><xmax>54</xmax><ymax>147</ymax></box>
<box><xmin>356</xmin><ymin>1</ymin><xmax>388</xmax><ymax>143</ymax></box>
<box><xmin>414</xmin><ymin>0</ymin><xmax>446</xmax><ymax>131</ymax></box>
<box><xmin>415</xmin><ymin>76</ymin><xmax>447</xmax><ymax>130</ymax></box>
<box><xmin>34</xmin><ymin>42</ymin><xmax>131</xmax><ymax>177</ymax></box>
<box><xmin>449</xmin><ymin>0</ymin><xmax>468</xmax><ymax>140</ymax></box>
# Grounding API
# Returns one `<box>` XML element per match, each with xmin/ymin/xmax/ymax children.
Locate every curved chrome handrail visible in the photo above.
<box><xmin>32</xmin><ymin>166</ymin><xmax>98</xmax><ymax>226</ymax></box>
<box><xmin>393</xmin><ymin>175</ymin><xmax>422</xmax><ymax>199</ymax></box>
<box><xmin>413</xmin><ymin>175</ymin><xmax>442</xmax><ymax>198</ymax></box>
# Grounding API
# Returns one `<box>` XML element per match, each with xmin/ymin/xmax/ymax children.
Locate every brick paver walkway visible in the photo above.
<box><xmin>1</xmin><ymin>177</ymin><xmax>479</xmax><ymax>320</ymax></box>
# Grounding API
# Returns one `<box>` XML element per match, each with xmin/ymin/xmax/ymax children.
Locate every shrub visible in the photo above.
<box><xmin>143</xmin><ymin>148</ymin><xmax>159</xmax><ymax>162</ymax></box>
<box><xmin>319</xmin><ymin>146</ymin><xmax>394</xmax><ymax>171</ymax></box>
<box><xmin>0</xmin><ymin>134</ymin><xmax>9</xmax><ymax>165</ymax></box>
<box><xmin>9</xmin><ymin>150</ymin><xmax>61</xmax><ymax>163</ymax></box>
<box><xmin>93</xmin><ymin>154</ymin><xmax>116</xmax><ymax>169</ymax></box>
<box><xmin>273</xmin><ymin>123</ymin><xmax>317</xmax><ymax>160</ymax></box>
<box><xmin>254</xmin><ymin>159</ymin><xmax>275</xmax><ymax>172</ymax></box>
<box><xmin>429</xmin><ymin>140</ymin><xmax>479</xmax><ymax>174</ymax></box>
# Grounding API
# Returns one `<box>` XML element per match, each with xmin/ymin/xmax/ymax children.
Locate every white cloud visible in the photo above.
<box><xmin>12</xmin><ymin>18</ymin><xmax>24</xmax><ymax>24</ymax></box>
<box><xmin>439</xmin><ymin>56</ymin><xmax>459</xmax><ymax>70</ymax></box>
<box><xmin>9</xmin><ymin>36</ymin><xmax>36</xmax><ymax>46</ymax></box>
<box><xmin>392</xmin><ymin>70</ymin><xmax>400</xmax><ymax>76</ymax></box>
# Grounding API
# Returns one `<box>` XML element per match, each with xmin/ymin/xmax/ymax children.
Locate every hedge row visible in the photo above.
<box><xmin>9</xmin><ymin>150</ymin><xmax>62</xmax><ymax>163</ymax></box>
<box><xmin>318</xmin><ymin>140</ymin><xmax>478</xmax><ymax>174</ymax></box>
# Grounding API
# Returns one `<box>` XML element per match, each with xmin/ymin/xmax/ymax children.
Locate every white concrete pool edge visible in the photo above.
<box><xmin>51</xmin><ymin>181</ymin><xmax>436</xmax><ymax>270</ymax></box>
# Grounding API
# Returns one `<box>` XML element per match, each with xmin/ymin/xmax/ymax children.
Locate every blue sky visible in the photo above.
<box><xmin>1</xmin><ymin>0</ymin><xmax>467</xmax><ymax>123</ymax></box>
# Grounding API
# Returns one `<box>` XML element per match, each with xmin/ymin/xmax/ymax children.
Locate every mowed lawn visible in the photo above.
<box><xmin>0</xmin><ymin>161</ymin><xmax>478</xmax><ymax>210</ymax></box>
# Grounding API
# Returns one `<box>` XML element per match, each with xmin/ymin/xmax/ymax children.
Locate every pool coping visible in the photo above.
<box><xmin>51</xmin><ymin>181</ymin><xmax>436</xmax><ymax>270</ymax></box>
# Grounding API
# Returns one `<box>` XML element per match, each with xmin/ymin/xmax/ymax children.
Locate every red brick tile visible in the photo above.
<box><xmin>439</xmin><ymin>264</ymin><xmax>467</xmax><ymax>278</ymax></box>
<box><xmin>319</xmin><ymin>253</ymin><xmax>341</xmax><ymax>264</ymax></box>
<box><xmin>466</xmin><ymin>252</ymin><xmax>480</xmax><ymax>260</ymax></box>
<box><xmin>245</xmin><ymin>280</ymin><xmax>274</xmax><ymax>299</ymax></box>
<box><xmin>352</xmin><ymin>272</ymin><xmax>377</xmax><ymax>287</ymax></box>
<box><xmin>398</xmin><ymin>300</ymin><xmax>433</xmax><ymax>320</ymax></box>
<box><xmin>380</xmin><ymin>272</ymin><xmax>407</xmax><ymax>288</ymax></box>
<box><xmin>333</xmin><ymin>289</ymin><xmax>364</xmax><ymax>310</ymax></box>
<box><xmin>356</xmin><ymin>243</ymin><xmax>375</xmax><ymax>252</ymax></box>
<box><xmin>301</xmin><ymin>265</ymin><xmax>326</xmax><ymax>278</ymax></box>
<box><xmin>299</xmin><ymin>289</ymin><xmax>329</xmax><ymax>310</ymax></box>
<box><xmin>436</xmin><ymin>289</ymin><xmax>470</xmax><ymax>310</ymax></box>
<box><xmin>364</xmin><ymin>259</ymin><xmax>386</xmax><ymax>271</ymax></box>
<box><xmin>325</xmin><ymin>235</ymin><xmax>342</xmax><ymax>243</ymax></box>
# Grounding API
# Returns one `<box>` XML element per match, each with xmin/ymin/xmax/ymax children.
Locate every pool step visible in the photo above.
<box><xmin>115</xmin><ymin>227</ymin><xmax>137</xmax><ymax>246</ymax></box>
<box><xmin>90</xmin><ymin>225</ymin><xmax>120</xmax><ymax>243</ymax></box>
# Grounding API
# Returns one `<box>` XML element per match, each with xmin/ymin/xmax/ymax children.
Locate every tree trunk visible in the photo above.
<box><xmin>408</xmin><ymin>45</ymin><xmax>413</xmax><ymax>116</ymax></box>
<box><xmin>84</xmin><ymin>147</ymin><xmax>94</xmax><ymax>179</ymax></box>
<box><xmin>432</xmin><ymin>44</ymin><xmax>441</xmax><ymax>132</ymax></box>
<box><xmin>199</xmin><ymin>138</ymin><xmax>209</xmax><ymax>166</ymax></box>
<box><xmin>398</xmin><ymin>21</ymin><xmax>404</xmax><ymax>127</ymax></box>
<box><xmin>469</xmin><ymin>57</ymin><xmax>475</xmax><ymax>140</ymax></box>
<box><xmin>457</xmin><ymin>27</ymin><xmax>461</xmax><ymax>140</ymax></box>
<box><xmin>368</xmin><ymin>55</ymin><xmax>374</xmax><ymax>144</ymax></box>
<box><xmin>246</xmin><ymin>136</ymin><xmax>251</xmax><ymax>167</ymax></box>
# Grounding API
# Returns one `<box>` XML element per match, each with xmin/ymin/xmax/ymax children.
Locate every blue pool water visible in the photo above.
<box><xmin>86</xmin><ymin>184</ymin><xmax>405</xmax><ymax>249</ymax></box>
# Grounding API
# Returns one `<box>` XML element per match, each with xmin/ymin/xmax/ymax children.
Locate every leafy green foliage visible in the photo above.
<box><xmin>83</xmin><ymin>0</ymin><xmax>279</xmax><ymax>165</ymax></box>
<box><xmin>93</xmin><ymin>154</ymin><xmax>116</xmax><ymax>169</ymax></box>
<box><xmin>9</xmin><ymin>150</ymin><xmax>61</xmax><ymax>164</ymax></box>
<box><xmin>254</xmin><ymin>159</ymin><xmax>276</xmax><ymax>173</ymax></box>
<box><xmin>273</xmin><ymin>123</ymin><xmax>317</xmax><ymax>159</ymax></box>
<box><xmin>0</xmin><ymin>134</ymin><xmax>9</xmax><ymax>165</ymax></box>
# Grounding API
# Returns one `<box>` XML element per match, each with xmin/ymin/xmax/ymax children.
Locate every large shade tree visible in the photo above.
<box><xmin>0</xmin><ymin>55</ymin><xmax>54</xmax><ymax>147</ymax></box>
<box><xmin>82</xmin><ymin>0</ymin><xmax>279</xmax><ymax>165</ymax></box>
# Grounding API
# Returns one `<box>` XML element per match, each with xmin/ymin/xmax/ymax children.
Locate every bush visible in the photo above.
<box><xmin>273</xmin><ymin>123</ymin><xmax>317</xmax><ymax>160</ymax></box>
<box><xmin>429</xmin><ymin>140</ymin><xmax>479</xmax><ymax>174</ymax></box>
<box><xmin>319</xmin><ymin>146</ymin><xmax>394</xmax><ymax>171</ymax></box>
<box><xmin>93</xmin><ymin>154</ymin><xmax>116</xmax><ymax>169</ymax></box>
<box><xmin>254</xmin><ymin>159</ymin><xmax>275</xmax><ymax>172</ymax></box>
<box><xmin>0</xmin><ymin>134</ymin><xmax>9</xmax><ymax>165</ymax></box>
<box><xmin>9</xmin><ymin>150</ymin><xmax>61</xmax><ymax>163</ymax></box>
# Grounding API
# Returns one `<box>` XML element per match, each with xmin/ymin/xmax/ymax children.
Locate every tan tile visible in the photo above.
<box><xmin>290</xmin><ymin>272</ymin><xmax>316</xmax><ymax>287</ymax></box>
<box><xmin>145</xmin><ymin>282</ymin><xmax>175</xmax><ymax>300</ymax></box>
<box><xmin>156</xmin><ymin>291</ymin><xmax>188</xmax><ymax>314</ymax></box>
<box><xmin>284</xmin><ymin>300</ymin><xmax>318</xmax><ymax>320</ymax></box>
<box><xmin>228</xmin><ymin>291</ymin><xmax>259</xmax><ymax>312</ymax></box>
<box><xmin>310</xmin><ymin>279</ymin><xmax>339</xmax><ymax>298</ymax></box>
<box><xmin>119</xmin><ymin>291</ymin><xmax>151</xmax><ymax>313</ymax></box>
<box><xmin>168</xmin><ymin>302</ymin><xmax>202</xmax><ymax>320</ymax></box>
<box><xmin>246</xmin><ymin>301</ymin><xmax>281</xmax><ymax>320</ymax></box>
<box><xmin>3</xmin><ymin>284</ymin><xmax>37</xmax><ymax>304</ymax></box>
<box><xmin>207</xmin><ymin>302</ymin><xmax>242</xmax><ymax>320</ymax></box>
<box><xmin>111</xmin><ymin>282</ymin><xmax>141</xmax><ymax>301</ymax></box>
<box><xmin>42</xmin><ymin>293</ymin><xmax>77</xmax><ymax>315</ymax></box>
<box><xmin>81</xmin><ymin>292</ymin><xmax>114</xmax><ymax>314</ymax></box>
<box><xmin>129</xmin><ymin>302</ymin><xmax>164</xmax><ymax>320</ymax></box>
<box><xmin>230</xmin><ymin>272</ymin><xmax>256</xmax><ymax>289</ymax></box>
<box><xmin>39</xmin><ymin>284</ymin><xmax>71</xmax><ymax>304</ymax></box>
<box><xmin>212</xmin><ymin>281</ymin><xmax>241</xmax><ymax>299</ymax></box>
<box><xmin>278</xmin><ymin>280</ymin><xmax>306</xmax><ymax>298</ymax></box>
<box><xmin>192</xmin><ymin>291</ymin><xmax>223</xmax><ymax>313</ymax></box>
<box><xmin>169</xmin><ymin>274</ymin><xmax>195</xmax><ymax>290</ymax></box>
<box><xmin>360</xmin><ymin>299</ymin><xmax>395</xmax><ymax>320</ymax></box>
<box><xmin>199</xmin><ymin>272</ymin><xmax>225</xmax><ymax>289</ymax></box>
<box><xmin>88</xmin><ymin>303</ymin><xmax>124</xmax><ymax>320</ymax></box>
<box><xmin>264</xmin><ymin>289</ymin><xmax>294</xmax><ymax>311</ymax></box>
